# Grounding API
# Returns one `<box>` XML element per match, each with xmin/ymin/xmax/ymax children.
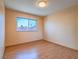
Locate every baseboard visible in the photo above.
<box><xmin>0</xmin><ymin>47</ymin><xmax>5</xmax><ymax>59</ymax></box>
<box><xmin>3</xmin><ymin>47</ymin><xmax>5</xmax><ymax>59</ymax></box>
<box><xmin>44</xmin><ymin>39</ymin><xmax>78</xmax><ymax>51</ymax></box>
<box><xmin>5</xmin><ymin>39</ymin><xmax>78</xmax><ymax>52</ymax></box>
<box><xmin>6</xmin><ymin>39</ymin><xmax>43</xmax><ymax>48</ymax></box>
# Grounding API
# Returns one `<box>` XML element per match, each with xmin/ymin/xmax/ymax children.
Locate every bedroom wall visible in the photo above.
<box><xmin>44</xmin><ymin>5</ymin><xmax>78</xmax><ymax>50</ymax></box>
<box><xmin>0</xmin><ymin>0</ymin><xmax>5</xmax><ymax>59</ymax></box>
<box><xmin>5</xmin><ymin>8</ymin><xmax>44</xmax><ymax>47</ymax></box>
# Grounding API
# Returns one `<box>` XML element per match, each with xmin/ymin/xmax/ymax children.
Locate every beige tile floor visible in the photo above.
<box><xmin>3</xmin><ymin>40</ymin><xmax>77</xmax><ymax>59</ymax></box>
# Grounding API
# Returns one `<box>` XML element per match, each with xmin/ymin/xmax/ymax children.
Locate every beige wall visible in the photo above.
<box><xmin>0</xmin><ymin>0</ymin><xmax>5</xmax><ymax>59</ymax></box>
<box><xmin>44</xmin><ymin>5</ymin><xmax>78</xmax><ymax>50</ymax></box>
<box><xmin>5</xmin><ymin>8</ymin><xmax>44</xmax><ymax>47</ymax></box>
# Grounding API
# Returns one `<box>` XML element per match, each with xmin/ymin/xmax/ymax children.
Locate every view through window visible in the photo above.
<box><xmin>16</xmin><ymin>17</ymin><xmax>37</xmax><ymax>32</ymax></box>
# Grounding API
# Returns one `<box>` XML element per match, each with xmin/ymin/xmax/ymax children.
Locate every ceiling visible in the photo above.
<box><xmin>5</xmin><ymin>0</ymin><xmax>77</xmax><ymax>16</ymax></box>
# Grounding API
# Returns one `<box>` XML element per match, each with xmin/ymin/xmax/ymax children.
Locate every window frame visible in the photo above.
<box><xmin>16</xmin><ymin>17</ymin><xmax>38</xmax><ymax>32</ymax></box>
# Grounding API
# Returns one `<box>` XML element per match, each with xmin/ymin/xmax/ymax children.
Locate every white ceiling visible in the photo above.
<box><xmin>5</xmin><ymin>0</ymin><xmax>77</xmax><ymax>16</ymax></box>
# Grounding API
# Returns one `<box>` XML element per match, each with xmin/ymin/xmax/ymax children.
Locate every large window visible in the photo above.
<box><xmin>16</xmin><ymin>17</ymin><xmax>37</xmax><ymax>32</ymax></box>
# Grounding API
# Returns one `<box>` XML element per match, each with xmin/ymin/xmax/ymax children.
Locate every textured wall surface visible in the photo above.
<box><xmin>0</xmin><ymin>0</ymin><xmax>5</xmax><ymax>59</ymax></box>
<box><xmin>44</xmin><ymin>5</ymin><xmax>78</xmax><ymax>50</ymax></box>
<box><xmin>5</xmin><ymin>8</ymin><xmax>44</xmax><ymax>47</ymax></box>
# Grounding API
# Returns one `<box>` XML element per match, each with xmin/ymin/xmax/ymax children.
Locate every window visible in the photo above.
<box><xmin>16</xmin><ymin>17</ymin><xmax>37</xmax><ymax>32</ymax></box>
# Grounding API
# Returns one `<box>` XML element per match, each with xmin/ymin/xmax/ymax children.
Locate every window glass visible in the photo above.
<box><xmin>28</xmin><ymin>19</ymin><xmax>37</xmax><ymax>31</ymax></box>
<box><xmin>16</xmin><ymin>17</ymin><xmax>37</xmax><ymax>32</ymax></box>
<box><xmin>16</xmin><ymin>17</ymin><xmax>28</xmax><ymax>31</ymax></box>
